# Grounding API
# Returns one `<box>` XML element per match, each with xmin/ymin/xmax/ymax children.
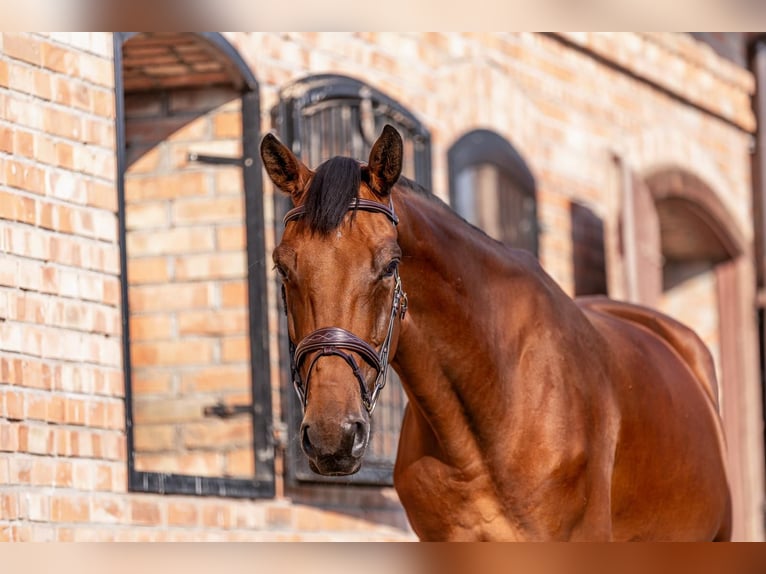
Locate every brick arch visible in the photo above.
<box><xmin>622</xmin><ymin>127</ymin><xmax>749</xmax><ymax>236</ymax></box>
<box><xmin>645</xmin><ymin>168</ymin><xmax>747</xmax><ymax>260</ymax></box>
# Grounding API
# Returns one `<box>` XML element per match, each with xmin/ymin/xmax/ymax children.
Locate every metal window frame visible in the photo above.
<box><xmin>114</xmin><ymin>32</ymin><xmax>275</xmax><ymax>498</ymax></box>
<box><xmin>447</xmin><ymin>128</ymin><xmax>539</xmax><ymax>257</ymax></box>
<box><xmin>271</xmin><ymin>74</ymin><xmax>432</xmax><ymax>486</ymax></box>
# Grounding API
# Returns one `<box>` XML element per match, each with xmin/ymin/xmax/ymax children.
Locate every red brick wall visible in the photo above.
<box><xmin>1</xmin><ymin>32</ymin><xmax>763</xmax><ymax>541</ymax></box>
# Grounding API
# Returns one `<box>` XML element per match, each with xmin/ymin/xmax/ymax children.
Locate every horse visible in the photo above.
<box><xmin>260</xmin><ymin>124</ymin><xmax>731</xmax><ymax>541</ymax></box>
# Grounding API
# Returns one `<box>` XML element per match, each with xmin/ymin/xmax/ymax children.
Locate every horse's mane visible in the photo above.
<box><xmin>303</xmin><ymin>156</ymin><xmax>361</xmax><ymax>234</ymax></box>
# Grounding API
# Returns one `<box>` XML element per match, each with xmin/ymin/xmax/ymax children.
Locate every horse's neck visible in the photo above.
<box><xmin>391</xmin><ymin>189</ymin><xmax>562</xmax><ymax>468</ymax></box>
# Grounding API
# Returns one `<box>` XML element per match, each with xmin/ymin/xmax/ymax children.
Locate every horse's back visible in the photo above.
<box><xmin>577</xmin><ymin>296</ymin><xmax>720</xmax><ymax>408</ymax></box>
<box><xmin>576</xmin><ymin>295</ymin><xmax>731</xmax><ymax>541</ymax></box>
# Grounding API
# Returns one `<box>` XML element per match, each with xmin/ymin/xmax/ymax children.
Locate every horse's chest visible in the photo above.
<box><xmin>394</xmin><ymin>456</ymin><xmax>518</xmax><ymax>541</ymax></box>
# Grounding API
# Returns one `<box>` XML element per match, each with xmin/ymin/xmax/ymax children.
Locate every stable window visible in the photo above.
<box><xmin>272</xmin><ymin>74</ymin><xmax>432</xmax><ymax>485</ymax></box>
<box><xmin>115</xmin><ymin>32</ymin><xmax>274</xmax><ymax>498</ymax></box>
<box><xmin>448</xmin><ymin>129</ymin><xmax>538</xmax><ymax>256</ymax></box>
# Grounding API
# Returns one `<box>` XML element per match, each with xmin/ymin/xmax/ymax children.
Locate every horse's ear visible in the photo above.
<box><xmin>367</xmin><ymin>124</ymin><xmax>403</xmax><ymax>197</ymax></box>
<box><xmin>260</xmin><ymin>133</ymin><xmax>312</xmax><ymax>202</ymax></box>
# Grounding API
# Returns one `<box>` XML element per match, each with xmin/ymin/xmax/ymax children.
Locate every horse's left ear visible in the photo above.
<box><xmin>367</xmin><ymin>124</ymin><xmax>403</xmax><ymax>197</ymax></box>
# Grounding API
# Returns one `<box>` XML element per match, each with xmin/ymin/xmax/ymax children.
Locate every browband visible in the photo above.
<box><xmin>284</xmin><ymin>198</ymin><xmax>399</xmax><ymax>226</ymax></box>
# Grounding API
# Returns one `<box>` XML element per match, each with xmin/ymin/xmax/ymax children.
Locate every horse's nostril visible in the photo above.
<box><xmin>301</xmin><ymin>424</ymin><xmax>314</xmax><ymax>457</ymax></box>
<box><xmin>349</xmin><ymin>421</ymin><xmax>368</xmax><ymax>458</ymax></box>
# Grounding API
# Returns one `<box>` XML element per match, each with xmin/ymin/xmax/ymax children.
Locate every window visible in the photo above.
<box><xmin>448</xmin><ymin>129</ymin><xmax>538</xmax><ymax>256</ymax></box>
<box><xmin>115</xmin><ymin>33</ymin><xmax>274</xmax><ymax>498</ymax></box>
<box><xmin>272</xmin><ymin>74</ymin><xmax>432</xmax><ymax>485</ymax></box>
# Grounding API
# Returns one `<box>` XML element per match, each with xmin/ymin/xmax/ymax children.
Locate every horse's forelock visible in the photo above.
<box><xmin>303</xmin><ymin>156</ymin><xmax>361</xmax><ymax>234</ymax></box>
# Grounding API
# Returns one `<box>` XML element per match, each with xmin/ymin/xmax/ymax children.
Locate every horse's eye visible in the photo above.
<box><xmin>274</xmin><ymin>264</ymin><xmax>289</xmax><ymax>281</ymax></box>
<box><xmin>380</xmin><ymin>259</ymin><xmax>399</xmax><ymax>279</ymax></box>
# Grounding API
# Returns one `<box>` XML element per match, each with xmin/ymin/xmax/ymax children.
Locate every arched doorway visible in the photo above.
<box><xmin>114</xmin><ymin>33</ymin><xmax>274</xmax><ymax>498</ymax></box>
<box><xmin>630</xmin><ymin>167</ymin><xmax>759</xmax><ymax>540</ymax></box>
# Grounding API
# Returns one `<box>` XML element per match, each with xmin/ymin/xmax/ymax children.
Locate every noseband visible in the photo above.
<box><xmin>281</xmin><ymin>199</ymin><xmax>408</xmax><ymax>414</ymax></box>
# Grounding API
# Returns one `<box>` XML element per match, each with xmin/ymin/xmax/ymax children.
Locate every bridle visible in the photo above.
<box><xmin>281</xmin><ymin>198</ymin><xmax>408</xmax><ymax>414</ymax></box>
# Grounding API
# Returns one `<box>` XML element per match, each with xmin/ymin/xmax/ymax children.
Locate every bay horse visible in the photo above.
<box><xmin>261</xmin><ymin>125</ymin><xmax>731</xmax><ymax>541</ymax></box>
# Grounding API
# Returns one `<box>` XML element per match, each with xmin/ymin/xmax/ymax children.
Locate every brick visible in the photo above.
<box><xmin>0</xmin><ymin>189</ymin><xmax>36</xmax><ymax>223</ymax></box>
<box><xmin>130</xmin><ymin>500</ymin><xmax>161</xmax><ymax>526</ymax></box>
<box><xmin>134</xmin><ymin>424</ymin><xmax>176</xmax><ymax>452</ymax></box>
<box><xmin>168</xmin><ymin>502</ymin><xmax>199</xmax><ymax>526</ymax></box>
<box><xmin>51</xmin><ymin>495</ymin><xmax>90</xmax><ymax>523</ymax></box>
<box><xmin>126</xmin><ymin>227</ymin><xmax>215</xmax><ymax>256</ymax></box>
<box><xmin>124</xmin><ymin>172</ymin><xmax>209</xmax><ymax>202</ymax></box>
<box><xmin>128</xmin><ymin>282</ymin><xmax>213</xmax><ymax>313</ymax></box>
<box><xmin>173</xmin><ymin>253</ymin><xmax>247</xmax><ymax>281</ymax></box>
<box><xmin>91</xmin><ymin>497</ymin><xmax>125</xmax><ymax>524</ymax></box>
<box><xmin>55</xmin><ymin>461</ymin><xmax>73</xmax><ymax>488</ymax></box>
<box><xmin>132</xmin><ymin>397</ymin><xmax>211</xmax><ymax>424</ymax></box>
<box><xmin>131</xmin><ymin>339</ymin><xmax>215</xmax><ymax>367</ymax></box>
<box><xmin>201</xmin><ymin>504</ymin><xmax>233</xmax><ymax>528</ymax></box>
<box><xmin>126</xmin><ymin>147</ymin><xmax>163</xmax><ymax>175</ymax></box>
<box><xmin>172</xmin><ymin>197</ymin><xmax>244</xmax><ymax>225</ymax></box>
<box><xmin>180</xmin><ymin>364</ymin><xmax>250</xmax><ymax>393</ymax></box>
<box><xmin>226</xmin><ymin>448</ymin><xmax>255</xmax><ymax>477</ymax></box>
<box><xmin>216</xmin><ymin>225</ymin><xmax>246</xmax><ymax>251</ymax></box>
<box><xmin>129</xmin><ymin>314</ymin><xmax>173</xmax><ymax>340</ymax></box>
<box><xmin>183</xmin><ymin>419</ymin><xmax>252</xmax><ymax>449</ymax></box>
<box><xmin>133</xmin><ymin>372</ymin><xmax>174</xmax><ymax>395</ymax></box>
<box><xmin>0</xmin><ymin>423</ymin><xmax>19</xmax><ymax>452</ymax></box>
<box><xmin>42</xmin><ymin>107</ymin><xmax>82</xmax><ymax>140</ymax></box>
<box><xmin>4</xmin><ymin>33</ymin><xmax>42</xmax><ymax>65</ymax></box>
<box><xmin>135</xmin><ymin>451</ymin><xmax>222</xmax><ymax>476</ymax></box>
<box><xmin>213</xmin><ymin>111</ymin><xmax>241</xmax><ymax>138</ymax></box>
<box><xmin>41</xmin><ymin>42</ymin><xmax>78</xmax><ymax>75</ymax></box>
<box><xmin>222</xmin><ymin>336</ymin><xmax>250</xmax><ymax>363</ymax></box>
<box><xmin>125</xmin><ymin>201</ymin><xmax>170</xmax><ymax>231</ymax></box>
<box><xmin>14</xmin><ymin>129</ymin><xmax>34</xmax><ymax>158</ymax></box>
<box><xmin>221</xmin><ymin>281</ymin><xmax>248</xmax><ymax>307</ymax></box>
<box><xmin>215</xmin><ymin>168</ymin><xmax>242</xmax><ymax>196</ymax></box>
<box><xmin>4</xmin><ymin>160</ymin><xmax>45</xmax><ymax>195</ymax></box>
<box><xmin>128</xmin><ymin>257</ymin><xmax>170</xmax><ymax>285</ymax></box>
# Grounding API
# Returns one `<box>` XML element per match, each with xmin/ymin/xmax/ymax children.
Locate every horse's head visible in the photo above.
<box><xmin>261</xmin><ymin>125</ymin><xmax>407</xmax><ymax>476</ymax></box>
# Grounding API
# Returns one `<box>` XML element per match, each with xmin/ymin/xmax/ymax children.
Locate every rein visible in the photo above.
<box><xmin>281</xmin><ymin>198</ymin><xmax>408</xmax><ymax>414</ymax></box>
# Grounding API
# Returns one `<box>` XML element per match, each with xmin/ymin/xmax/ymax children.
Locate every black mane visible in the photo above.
<box><xmin>301</xmin><ymin>156</ymin><xmax>434</xmax><ymax>234</ymax></box>
<box><xmin>303</xmin><ymin>156</ymin><xmax>361</xmax><ymax>234</ymax></box>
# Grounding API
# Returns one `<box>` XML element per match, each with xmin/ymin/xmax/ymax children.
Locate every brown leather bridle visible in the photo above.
<box><xmin>281</xmin><ymin>198</ymin><xmax>408</xmax><ymax>414</ymax></box>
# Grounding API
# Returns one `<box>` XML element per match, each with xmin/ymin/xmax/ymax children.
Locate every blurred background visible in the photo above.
<box><xmin>1</xmin><ymin>31</ymin><xmax>765</xmax><ymax>541</ymax></box>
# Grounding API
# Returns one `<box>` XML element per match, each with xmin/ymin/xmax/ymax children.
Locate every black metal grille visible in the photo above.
<box><xmin>273</xmin><ymin>74</ymin><xmax>432</xmax><ymax>485</ymax></box>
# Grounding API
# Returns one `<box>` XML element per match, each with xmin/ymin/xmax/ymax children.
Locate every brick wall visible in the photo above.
<box><xmin>1</xmin><ymin>32</ymin><xmax>762</xmax><ymax>541</ymax></box>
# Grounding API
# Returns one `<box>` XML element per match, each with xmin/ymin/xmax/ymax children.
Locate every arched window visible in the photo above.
<box><xmin>115</xmin><ymin>33</ymin><xmax>274</xmax><ymax>498</ymax></box>
<box><xmin>272</xmin><ymin>74</ymin><xmax>432</xmax><ymax>486</ymax></box>
<box><xmin>448</xmin><ymin>129</ymin><xmax>538</xmax><ymax>256</ymax></box>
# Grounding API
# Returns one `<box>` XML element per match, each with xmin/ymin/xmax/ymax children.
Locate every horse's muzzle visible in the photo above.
<box><xmin>300</xmin><ymin>418</ymin><xmax>369</xmax><ymax>475</ymax></box>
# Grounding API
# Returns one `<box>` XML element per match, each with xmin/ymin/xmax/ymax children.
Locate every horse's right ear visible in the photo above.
<box><xmin>260</xmin><ymin>133</ymin><xmax>312</xmax><ymax>202</ymax></box>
